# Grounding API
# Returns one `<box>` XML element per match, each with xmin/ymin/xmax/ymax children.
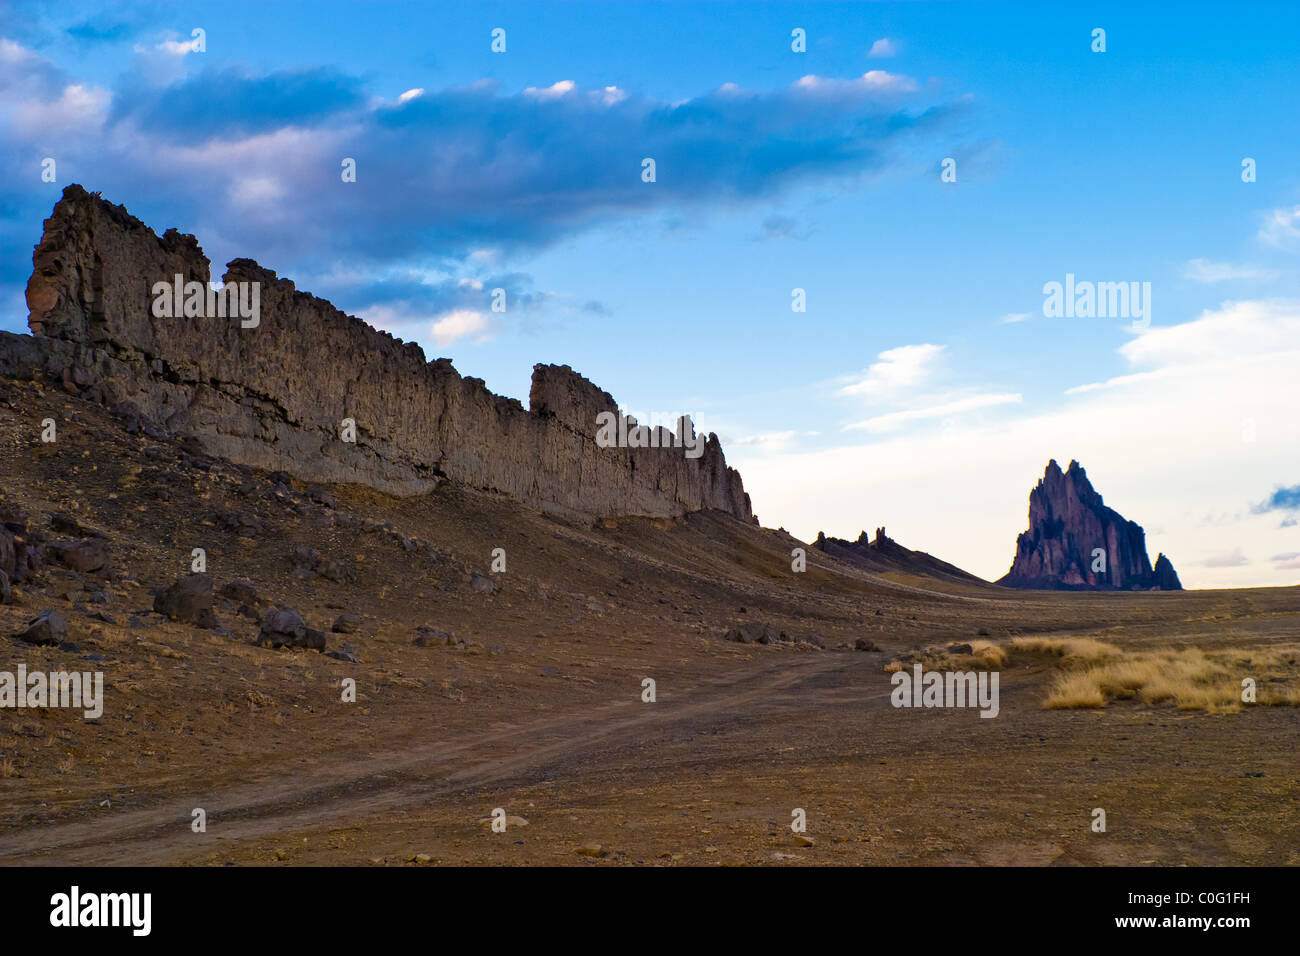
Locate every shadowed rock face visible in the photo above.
<box><xmin>998</xmin><ymin>459</ymin><xmax>1182</xmax><ymax>591</ymax></box>
<box><xmin>8</xmin><ymin>185</ymin><xmax>752</xmax><ymax>522</ymax></box>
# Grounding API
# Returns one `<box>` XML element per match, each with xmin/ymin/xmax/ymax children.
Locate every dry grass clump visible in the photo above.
<box><xmin>1010</xmin><ymin>636</ymin><xmax>1120</xmax><ymax>661</ymax></box>
<box><xmin>967</xmin><ymin>640</ymin><xmax>1007</xmax><ymax>668</ymax></box>
<box><xmin>1045</xmin><ymin>646</ymin><xmax>1300</xmax><ymax>713</ymax></box>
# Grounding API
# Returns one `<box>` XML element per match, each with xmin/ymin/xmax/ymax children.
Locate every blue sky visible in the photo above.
<box><xmin>3</xmin><ymin>1</ymin><xmax>1299</xmax><ymax>586</ymax></box>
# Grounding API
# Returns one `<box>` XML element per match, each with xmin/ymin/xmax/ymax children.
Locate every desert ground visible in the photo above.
<box><xmin>2</xmin><ymin>376</ymin><xmax>1298</xmax><ymax>866</ymax></box>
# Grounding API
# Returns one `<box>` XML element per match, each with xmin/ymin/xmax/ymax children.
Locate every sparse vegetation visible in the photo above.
<box><xmin>1045</xmin><ymin>646</ymin><xmax>1300</xmax><ymax>713</ymax></box>
<box><xmin>1010</xmin><ymin>636</ymin><xmax>1120</xmax><ymax>661</ymax></box>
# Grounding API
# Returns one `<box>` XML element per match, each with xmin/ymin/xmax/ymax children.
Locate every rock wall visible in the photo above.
<box><xmin>998</xmin><ymin>459</ymin><xmax>1180</xmax><ymax>590</ymax></box>
<box><xmin>9</xmin><ymin>185</ymin><xmax>753</xmax><ymax>522</ymax></box>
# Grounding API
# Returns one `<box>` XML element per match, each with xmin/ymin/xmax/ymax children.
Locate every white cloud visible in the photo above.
<box><xmin>156</xmin><ymin>39</ymin><xmax>195</xmax><ymax>56</ymax></box>
<box><xmin>398</xmin><ymin>88</ymin><xmax>424</xmax><ymax>103</ymax></box>
<box><xmin>228</xmin><ymin>176</ymin><xmax>285</xmax><ymax>206</ymax></box>
<box><xmin>868</xmin><ymin>38</ymin><xmax>897</xmax><ymax>58</ymax></box>
<box><xmin>14</xmin><ymin>82</ymin><xmax>109</xmax><ymax>137</ymax></box>
<box><xmin>1118</xmin><ymin>298</ymin><xmax>1300</xmax><ymax>368</ymax></box>
<box><xmin>1259</xmin><ymin>205</ymin><xmax>1300</xmax><ymax>249</ymax></box>
<box><xmin>795</xmin><ymin>71</ymin><xmax>919</xmax><ymax>95</ymax></box>
<box><xmin>523</xmin><ymin>80</ymin><xmax>575</xmax><ymax>99</ymax></box>
<box><xmin>727</xmin><ymin>430</ymin><xmax>800</xmax><ymax>451</ymax></box>
<box><xmin>840</xmin><ymin>343</ymin><xmax>945</xmax><ymax>397</ymax></box>
<box><xmin>597</xmin><ymin>86</ymin><xmax>626</xmax><ymax>106</ymax></box>
<box><xmin>1202</xmin><ymin>548</ymin><xmax>1249</xmax><ymax>568</ymax></box>
<box><xmin>431</xmin><ymin>309</ymin><xmax>493</xmax><ymax>346</ymax></box>
<box><xmin>861</xmin><ymin>70</ymin><xmax>917</xmax><ymax>93</ymax></box>
<box><xmin>846</xmin><ymin>392</ymin><xmax>1022</xmax><ymax>432</ymax></box>
<box><xmin>1181</xmin><ymin>258</ymin><xmax>1280</xmax><ymax>283</ymax></box>
<box><xmin>998</xmin><ymin>311</ymin><xmax>1032</xmax><ymax>324</ymax></box>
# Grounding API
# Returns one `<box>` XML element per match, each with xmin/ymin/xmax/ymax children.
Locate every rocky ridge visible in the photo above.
<box><xmin>3</xmin><ymin>185</ymin><xmax>753</xmax><ymax>523</ymax></box>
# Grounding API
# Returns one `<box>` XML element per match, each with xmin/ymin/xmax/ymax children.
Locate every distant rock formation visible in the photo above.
<box><xmin>998</xmin><ymin>459</ymin><xmax>1181</xmax><ymax>590</ymax></box>
<box><xmin>814</xmin><ymin>526</ymin><xmax>984</xmax><ymax>585</ymax></box>
<box><xmin>3</xmin><ymin>185</ymin><xmax>752</xmax><ymax>522</ymax></box>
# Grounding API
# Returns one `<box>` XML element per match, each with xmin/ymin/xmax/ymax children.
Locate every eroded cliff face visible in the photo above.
<box><xmin>998</xmin><ymin>459</ymin><xmax>1180</xmax><ymax>590</ymax></box>
<box><xmin>10</xmin><ymin>185</ymin><xmax>753</xmax><ymax>522</ymax></box>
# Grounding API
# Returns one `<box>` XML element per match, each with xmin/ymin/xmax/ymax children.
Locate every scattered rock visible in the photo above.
<box><xmin>306</xmin><ymin>485</ymin><xmax>336</xmax><ymax>509</ymax></box>
<box><xmin>315</xmin><ymin>557</ymin><xmax>346</xmax><ymax>582</ymax></box>
<box><xmin>725</xmin><ymin>622</ymin><xmax>787</xmax><ymax>645</ymax></box>
<box><xmin>153</xmin><ymin>574</ymin><xmax>216</xmax><ymax>628</ymax></box>
<box><xmin>288</xmin><ymin>544</ymin><xmax>320</xmax><ymax>571</ymax></box>
<box><xmin>219</xmin><ymin>579</ymin><xmax>259</xmax><ymax>605</ymax></box>
<box><xmin>50</xmin><ymin>513</ymin><xmax>98</xmax><ymax>537</ymax></box>
<box><xmin>948</xmin><ymin>643</ymin><xmax>974</xmax><ymax>655</ymax></box>
<box><xmin>258</xmin><ymin>608</ymin><xmax>325</xmax><ymax>650</ymax></box>
<box><xmin>413</xmin><ymin>625</ymin><xmax>456</xmax><ymax>647</ymax></box>
<box><xmin>0</xmin><ymin>569</ymin><xmax>10</xmax><ymax>605</ymax></box>
<box><xmin>469</xmin><ymin>572</ymin><xmax>495</xmax><ymax>594</ymax></box>
<box><xmin>50</xmin><ymin>538</ymin><xmax>109</xmax><ymax>573</ymax></box>
<box><xmin>855</xmin><ymin>638</ymin><xmax>879</xmax><ymax>652</ymax></box>
<box><xmin>16</xmin><ymin>609</ymin><xmax>67</xmax><ymax>646</ymax></box>
<box><xmin>575</xmin><ymin>843</ymin><xmax>606</xmax><ymax>858</ymax></box>
<box><xmin>332</xmin><ymin>612</ymin><xmax>363</xmax><ymax>634</ymax></box>
<box><xmin>213</xmin><ymin>509</ymin><xmax>261</xmax><ymax>537</ymax></box>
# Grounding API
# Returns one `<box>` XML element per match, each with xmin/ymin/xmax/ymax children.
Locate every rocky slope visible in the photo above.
<box><xmin>814</xmin><ymin>527</ymin><xmax>985</xmax><ymax>585</ymax></box>
<box><xmin>998</xmin><ymin>459</ymin><xmax>1181</xmax><ymax>590</ymax></box>
<box><xmin>3</xmin><ymin>185</ymin><xmax>752</xmax><ymax>522</ymax></box>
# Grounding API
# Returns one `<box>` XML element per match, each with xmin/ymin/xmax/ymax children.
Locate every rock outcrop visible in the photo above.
<box><xmin>998</xmin><ymin>459</ymin><xmax>1181</xmax><ymax>590</ymax></box>
<box><xmin>5</xmin><ymin>185</ymin><xmax>753</xmax><ymax>522</ymax></box>
<box><xmin>814</xmin><ymin>526</ymin><xmax>984</xmax><ymax>585</ymax></box>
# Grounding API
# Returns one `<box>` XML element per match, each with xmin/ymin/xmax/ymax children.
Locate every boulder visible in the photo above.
<box><xmin>17</xmin><ymin>609</ymin><xmax>67</xmax><ymax>646</ymax></box>
<box><xmin>51</xmin><ymin>538</ymin><xmax>109</xmax><ymax>573</ymax></box>
<box><xmin>726</xmin><ymin>623</ymin><xmax>787</xmax><ymax>645</ymax></box>
<box><xmin>219</xmin><ymin>579</ymin><xmax>259</xmax><ymax>605</ymax></box>
<box><xmin>153</xmin><ymin>574</ymin><xmax>216</xmax><ymax>628</ymax></box>
<box><xmin>332</xmin><ymin>613</ymin><xmax>363</xmax><ymax>634</ymax></box>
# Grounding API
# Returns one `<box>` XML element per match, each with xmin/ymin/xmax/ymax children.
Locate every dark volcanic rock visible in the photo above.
<box><xmin>726</xmin><ymin>623</ymin><xmax>787</xmax><ymax>645</ymax></box>
<box><xmin>51</xmin><ymin>538</ymin><xmax>109</xmax><ymax>573</ymax></box>
<box><xmin>153</xmin><ymin>573</ymin><xmax>216</xmax><ymax>628</ymax></box>
<box><xmin>219</xmin><ymin>579</ymin><xmax>259</xmax><ymax>605</ymax></box>
<box><xmin>998</xmin><ymin>459</ymin><xmax>1181</xmax><ymax>591</ymax></box>
<box><xmin>1153</xmin><ymin>553</ymin><xmax>1182</xmax><ymax>591</ymax></box>
<box><xmin>0</xmin><ymin>527</ymin><xmax>15</xmax><ymax>579</ymax></box>
<box><xmin>17</xmin><ymin>609</ymin><xmax>67</xmax><ymax>645</ymax></box>
<box><xmin>332</xmin><ymin>613</ymin><xmax>363</xmax><ymax>634</ymax></box>
<box><xmin>258</xmin><ymin>609</ymin><xmax>325</xmax><ymax>650</ymax></box>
